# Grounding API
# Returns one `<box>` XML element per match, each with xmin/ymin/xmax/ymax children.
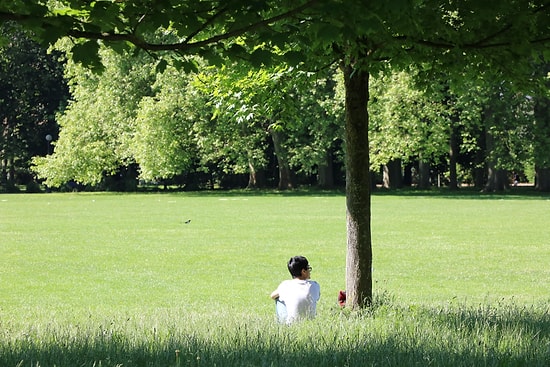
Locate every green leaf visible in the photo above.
<box><xmin>71</xmin><ymin>40</ymin><xmax>102</xmax><ymax>70</ymax></box>
<box><xmin>226</xmin><ymin>43</ymin><xmax>248</xmax><ymax>59</ymax></box>
<box><xmin>156</xmin><ymin>59</ymin><xmax>168</xmax><ymax>74</ymax></box>
<box><xmin>283</xmin><ymin>50</ymin><xmax>305</xmax><ymax>66</ymax></box>
<box><xmin>171</xmin><ymin>57</ymin><xmax>199</xmax><ymax>73</ymax></box>
<box><xmin>249</xmin><ymin>49</ymin><xmax>274</xmax><ymax>67</ymax></box>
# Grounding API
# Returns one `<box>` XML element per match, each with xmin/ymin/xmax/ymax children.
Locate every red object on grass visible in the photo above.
<box><xmin>338</xmin><ymin>290</ymin><xmax>346</xmax><ymax>307</ymax></box>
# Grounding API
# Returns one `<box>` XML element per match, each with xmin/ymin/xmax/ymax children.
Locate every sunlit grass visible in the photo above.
<box><xmin>0</xmin><ymin>191</ymin><xmax>548</xmax><ymax>366</ymax></box>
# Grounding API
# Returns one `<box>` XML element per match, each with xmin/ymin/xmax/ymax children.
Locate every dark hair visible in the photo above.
<box><xmin>287</xmin><ymin>256</ymin><xmax>309</xmax><ymax>278</ymax></box>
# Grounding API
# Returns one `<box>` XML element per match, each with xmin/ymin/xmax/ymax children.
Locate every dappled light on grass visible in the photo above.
<box><xmin>0</xmin><ymin>299</ymin><xmax>548</xmax><ymax>367</ymax></box>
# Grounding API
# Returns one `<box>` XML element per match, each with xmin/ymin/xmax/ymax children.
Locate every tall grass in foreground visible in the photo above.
<box><xmin>1</xmin><ymin>297</ymin><xmax>548</xmax><ymax>367</ymax></box>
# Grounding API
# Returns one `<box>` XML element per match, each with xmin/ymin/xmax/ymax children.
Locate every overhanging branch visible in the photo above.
<box><xmin>2</xmin><ymin>0</ymin><xmax>318</xmax><ymax>52</ymax></box>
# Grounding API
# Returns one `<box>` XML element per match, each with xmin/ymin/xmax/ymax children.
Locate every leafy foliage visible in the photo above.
<box><xmin>369</xmin><ymin>69</ymin><xmax>450</xmax><ymax>168</ymax></box>
<box><xmin>0</xmin><ymin>23</ymin><xmax>67</xmax><ymax>188</ymax></box>
<box><xmin>133</xmin><ymin>65</ymin><xmax>204</xmax><ymax>180</ymax></box>
<box><xmin>32</xmin><ymin>46</ymin><xmax>155</xmax><ymax>186</ymax></box>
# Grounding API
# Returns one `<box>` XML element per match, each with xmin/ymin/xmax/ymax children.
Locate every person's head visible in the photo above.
<box><xmin>287</xmin><ymin>256</ymin><xmax>312</xmax><ymax>279</ymax></box>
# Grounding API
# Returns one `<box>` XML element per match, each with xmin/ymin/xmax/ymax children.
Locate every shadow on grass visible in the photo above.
<box><xmin>138</xmin><ymin>185</ymin><xmax>550</xmax><ymax>200</ymax></box>
<box><xmin>2</xmin><ymin>302</ymin><xmax>548</xmax><ymax>367</ymax></box>
<box><xmin>371</xmin><ymin>185</ymin><xmax>550</xmax><ymax>200</ymax></box>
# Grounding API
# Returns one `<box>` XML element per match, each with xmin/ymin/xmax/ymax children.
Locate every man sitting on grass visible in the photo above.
<box><xmin>270</xmin><ymin>256</ymin><xmax>321</xmax><ymax>324</ymax></box>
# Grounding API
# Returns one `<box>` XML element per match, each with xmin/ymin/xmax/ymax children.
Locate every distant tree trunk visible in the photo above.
<box><xmin>448</xmin><ymin>126</ymin><xmax>459</xmax><ymax>190</ymax></box>
<box><xmin>247</xmin><ymin>161</ymin><xmax>257</xmax><ymax>188</ymax></box>
<box><xmin>269</xmin><ymin>128</ymin><xmax>294</xmax><ymax>190</ymax></box>
<box><xmin>533</xmin><ymin>89</ymin><xmax>550</xmax><ymax>192</ymax></box>
<box><xmin>342</xmin><ymin>63</ymin><xmax>372</xmax><ymax>309</ymax></box>
<box><xmin>482</xmin><ymin>107</ymin><xmax>507</xmax><ymax>192</ymax></box>
<box><xmin>535</xmin><ymin>167</ymin><xmax>550</xmax><ymax>191</ymax></box>
<box><xmin>484</xmin><ymin>123</ymin><xmax>508</xmax><ymax>191</ymax></box>
<box><xmin>485</xmin><ymin>166</ymin><xmax>508</xmax><ymax>191</ymax></box>
<box><xmin>472</xmin><ymin>128</ymin><xmax>486</xmax><ymax>188</ymax></box>
<box><xmin>9</xmin><ymin>157</ymin><xmax>15</xmax><ymax>183</ymax></box>
<box><xmin>403</xmin><ymin>162</ymin><xmax>413</xmax><ymax>186</ymax></box>
<box><xmin>474</xmin><ymin>151</ymin><xmax>486</xmax><ymax>188</ymax></box>
<box><xmin>418</xmin><ymin>159</ymin><xmax>430</xmax><ymax>189</ymax></box>
<box><xmin>382</xmin><ymin>159</ymin><xmax>402</xmax><ymax>189</ymax></box>
<box><xmin>318</xmin><ymin>150</ymin><xmax>335</xmax><ymax>189</ymax></box>
<box><xmin>382</xmin><ymin>166</ymin><xmax>389</xmax><ymax>189</ymax></box>
<box><xmin>370</xmin><ymin>171</ymin><xmax>377</xmax><ymax>191</ymax></box>
<box><xmin>247</xmin><ymin>161</ymin><xmax>266</xmax><ymax>188</ymax></box>
<box><xmin>0</xmin><ymin>158</ymin><xmax>7</xmax><ymax>185</ymax></box>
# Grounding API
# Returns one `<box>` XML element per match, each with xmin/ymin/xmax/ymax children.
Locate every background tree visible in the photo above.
<box><xmin>133</xmin><ymin>64</ymin><xmax>205</xmax><ymax>185</ymax></box>
<box><xmin>300</xmin><ymin>0</ymin><xmax>550</xmax><ymax>308</ymax></box>
<box><xmin>195</xmin><ymin>64</ymin><xmax>292</xmax><ymax>189</ymax></box>
<box><xmin>369</xmin><ymin>69</ymin><xmax>449</xmax><ymax>189</ymax></box>
<box><xmin>197</xmin><ymin>63</ymin><xmax>344</xmax><ymax>190</ymax></box>
<box><xmin>286</xmin><ymin>66</ymin><xmax>345</xmax><ymax>189</ymax></box>
<box><xmin>32</xmin><ymin>46</ymin><xmax>155</xmax><ymax>189</ymax></box>
<box><xmin>0</xmin><ymin>23</ymin><xmax>67</xmax><ymax>191</ymax></box>
<box><xmin>531</xmin><ymin>61</ymin><xmax>550</xmax><ymax>191</ymax></box>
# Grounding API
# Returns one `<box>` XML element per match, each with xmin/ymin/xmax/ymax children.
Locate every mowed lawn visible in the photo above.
<box><xmin>0</xmin><ymin>191</ymin><xmax>549</xmax><ymax>367</ymax></box>
<box><xmin>1</xmin><ymin>191</ymin><xmax>548</xmax><ymax>315</ymax></box>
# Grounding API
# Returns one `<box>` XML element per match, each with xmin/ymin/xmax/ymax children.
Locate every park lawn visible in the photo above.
<box><xmin>0</xmin><ymin>192</ymin><xmax>348</xmax><ymax>315</ymax></box>
<box><xmin>0</xmin><ymin>191</ymin><xmax>548</xmax><ymax>367</ymax></box>
<box><xmin>371</xmin><ymin>194</ymin><xmax>550</xmax><ymax>303</ymax></box>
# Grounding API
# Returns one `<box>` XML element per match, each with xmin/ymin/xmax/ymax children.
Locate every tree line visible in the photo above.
<box><xmin>2</xmin><ymin>28</ymin><xmax>549</xmax><ymax>193</ymax></box>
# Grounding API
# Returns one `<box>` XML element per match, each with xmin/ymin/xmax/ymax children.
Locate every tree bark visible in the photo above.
<box><xmin>474</xmin><ymin>148</ymin><xmax>486</xmax><ymax>189</ymax></box>
<box><xmin>317</xmin><ymin>150</ymin><xmax>335</xmax><ymax>189</ymax></box>
<box><xmin>535</xmin><ymin>167</ymin><xmax>550</xmax><ymax>191</ymax></box>
<box><xmin>448</xmin><ymin>126</ymin><xmax>459</xmax><ymax>190</ymax></box>
<box><xmin>382</xmin><ymin>159</ymin><xmax>403</xmax><ymax>189</ymax></box>
<box><xmin>0</xmin><ymin>158</ymin><xmax>7</xmax><ymax>185</ymax></box>
<box><xmin>533</xmin><ymin>92</ymin><xmax>550</xmax><ymax>191</ymax></box>
<box><xmin>483</xmin><ymin>123</ymin><xmax>508</xmax><ymax>192</ymax></box>
<box><xmin>269</xmin><ymin>128</ymin><xmax>294</xmax><ymax>190</ymax></box>
<box><xmin>485</xmin><ymin>166</ymin><xmax>508</xmax><ymax>191</ymax></box>
<box><xmin>342</xmin><ymin>64</ymin><xmax>372</xmax><ymax>308</ymax></box>
<box><xmin>403</xmin><ymin>162</ymin><xmax>413</xmax><ymax>187</ymax></box>
<box><xmin>418</xmin><ymin>159</ymin><xmax>430</xmax><ymax>189</ymax></box>
<box><xmin>247</xmin><ymin>160</ymin><xmax>266</xmax><ymax>189</ymax></box>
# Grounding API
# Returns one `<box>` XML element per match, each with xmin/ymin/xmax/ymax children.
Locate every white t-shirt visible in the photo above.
<box><xmin>275</xmin><ymin>278</ymin><xmax>320</xmax><ymax>323</ymax></box>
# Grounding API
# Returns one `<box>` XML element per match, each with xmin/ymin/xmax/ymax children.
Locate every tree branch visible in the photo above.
<box><xmin>181</xmin><ymin>5</ymin><xmax>229</xmax><ymax>44</ymax></box>
<box><xmin>2</xmin><ymin>0</ymin><xmax>318</xmax><ymax>52</ymax></box>
<box><xmin>413</xmin><ymin>2</ymin><xmax>550</xmax><ymax>50</ymax></box>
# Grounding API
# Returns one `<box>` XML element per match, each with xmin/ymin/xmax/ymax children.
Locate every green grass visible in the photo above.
<box><xmin>0</xmin><ymin>191</ymin><xmax>548</xmax><ymax>366</ymax></box>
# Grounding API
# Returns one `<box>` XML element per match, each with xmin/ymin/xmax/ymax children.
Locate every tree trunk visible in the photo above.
<box><xmin>474</xmin><ymin>150</ymin><xmax>485</xmax><ymax>188</ymax></box>
<box><xmin>318</xmin><ymin>150</ymin><xmax>335</xmax><ymax>189</ymax></box>
<box><xmin>8</xmin><ymin>157</ymin><xmax>15</xmax><ymax>184</ymax></box>
<box><xmin>418</xmin><ymin>159</ymin><xmax>430</xmax><ymax>189</ymax></box>
<box><xmin>0</xmin><ymin>158</ymin><xmax>7</xmax><ymax>185</ymax></box>
<box><xmin>533</xmin><ymin>91</ymin><xmax>550</xmax><ymax>191</ymax></box>
<box><xmin>247</xmin><ymin>160</ymin><xmax>265</xmax><ymax>189</ymax></box>
<box><xmin>403</xmin><ymin>162</ymin><xmax>413</xmax><ymax>187</ymax></box>
<box><xmin>382</xmin><ymin>159</ymin><xmax>403</xmax><ymax>189</ymax></box>
<box><xmin>342</xmin><ymin>64</ymin><xmax>372</xmax><ymax>308</ymax></box>
<box><xmin>535</xmin><ymin>167</ymin><xmax>550</xmax><ymax>191</ymax></box>
<box><xmin>448</xmin><ymin>126</ymin><xmax>459</xmax><ymax>190</ymax></box>
<box><xmin>269</xmin><ymin>128</ymin><xmax>294</xmax><ymax>190</ymax></box>
<box><xmin>485</xmin><ymin>167</ymin><xmax>508</xmax><ymax>191</ymax></box>
<box><xmin>483</xmin><ymin>121</ymin><xmax>508</xmax><ymax>192</ymax></box>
